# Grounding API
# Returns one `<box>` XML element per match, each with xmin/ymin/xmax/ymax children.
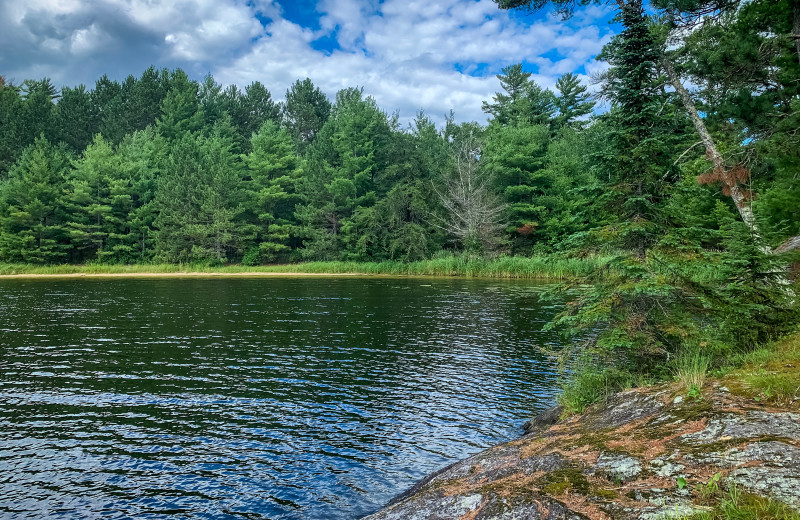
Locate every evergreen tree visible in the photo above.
<box><xmin>0</xmin><ymin>137</ymin><xmax>71</xmax><ymax>263</ymax></box>
<box><xmin>152</xmin><ymin>130</ymin><xmax>251</xmax><ymax>263</ymax></box>
<box><xmin>115</xmin><ymin>127</ymin><xmax>166</xmax><ymax>262</ymax></box>
<box><xmin>282</xmin><ymin>78</ymin><xmax>332</xmax><ymax>153</ymax></box>
<box><xmin>243</xmin><ymin>121</ymin><xmax>303</xmax><ymax>263</ymax></box>
<box><xmin>296</xmin><ymin>88</ymin><xmax>390</xmax><ymax>259</ymax></box>
<box><xmin>53</xmin><ymin>85</ymin><xmax>97</xmax><ymax>154</ymax></box>
<box><xmin>157</xmin><ymin>70</ymin><xmax>203</xmax><ymax>141</ymax></box>
<box><xmin>0</xmin><ymin>77</ymin><xmax>24</xmax><ymax>176</ymax></box>
<box><xmin>482</xmin><ymin>122</ymin><xmax>551</xmax><ymax>253</ymax></box>
<box><xmin>482</xmin><ymin>64</ymin><xmax>556</xmax><ymax>127</ymax></box>
<box><xmin>63</xmin><ymin>134</ymin><xmax>134</xmax><ymax>262</ymax></box>
<box><xmin>553</xmin><ymin>73</ymin><xmax>595</xmax><ymax>128</ymax></box>
<box><xmin>20</xmin><ymin>79</ymin><xmax>59</xmax><ymax>145</ymax></box>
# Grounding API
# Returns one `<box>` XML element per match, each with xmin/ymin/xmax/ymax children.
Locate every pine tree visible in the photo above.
<box><xmin>52</xmin><ymin>85</ymin><xmax>97</xmax><ymax>154</ymax></box>
<box><xmin>282</xmin><ymin>79</ymin><xmax>332</xmax><ymax>153</ymax></box>
<box><xmin>152</xmin><ymin>130</ymin><xmax>251</xmax><ymax>263</ymax></box>
<box><xmin>482</xmin><ymin>64</ymin><xmax>556</xmax><ymax>127</ymax></box>
<box><xmin>553</xmin><ymin>73</ymin><xmax>595</xmax><ymax>128</ymax></box>
<box><xmin>0</xmin><ymin>78</ymin><xmax>24</xmax><ymax>176</ymax></box>
<box><xmin>157</xmin><ymin>70</ymin><xmax>203</xmax><ymax>142</ymax></box>
<box><xmin>63</xmin><ymin>134</ymin><xmax>134</xmax><ymax>262</ymax></box>
<box><xmin>296</xmin><ymin>88</ymin><xmax>390</xmax><ymax>259</ymax></box>
<box><xmin>243</xmin><ymin>121</ymin><xmax>303</xmax><ymax>263</ymax></box>
<box><xmin>0</xmin><ymin>137</ymin><xmax>71</xmax><ymax>263</ymax></box>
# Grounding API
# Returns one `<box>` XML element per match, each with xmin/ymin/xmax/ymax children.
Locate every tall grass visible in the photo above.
<box><xmin>0</xmin><ymin>254</ymin><xmax>608</xmax><ymax>280</ymax></box>
<box><xmin>673</xmin><ymin>349</ymin><xmax>712</xmax><ymax>392</ymax></box>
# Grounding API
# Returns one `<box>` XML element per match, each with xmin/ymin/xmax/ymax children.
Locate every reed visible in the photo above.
<box><xmin>0</xmin><ymin>254</ymin><xmax>608</xmax><ymax>279</ymax></box>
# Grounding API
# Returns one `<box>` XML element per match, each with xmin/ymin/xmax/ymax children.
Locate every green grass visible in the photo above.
<box><xmin>673</xmin><ymin>349</ymin><xmax>712</xmax><ymax>395</ymax></box>
<box><xmin>0</xmin><ymin>254</ymin><xmax>608</xmax><ymax>280</ymax></box>
<box><xmin>557</xmin><ymin>366</ymin><xmax>648</xmax><ymax>415</ymax></box>
<box><xmin>681</xmin><ymin>485</ymin><xmax>800</xmax><ymax>520</ymax></box>
<box><xmin>722</xmin><ymin>330</ymin><xmax>800</xmax><ymax>407</ymax></box>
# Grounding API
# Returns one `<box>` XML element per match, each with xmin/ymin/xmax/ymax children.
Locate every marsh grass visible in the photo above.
<box><xmin>0</xmin><ymin>254</ymin><xmax>608</xmax><ymax>279</ymax></box>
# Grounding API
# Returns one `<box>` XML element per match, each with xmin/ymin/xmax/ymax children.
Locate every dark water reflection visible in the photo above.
<box><xmin>0</xmin><ymin>277</ymin><xmax>562</xmax><ymax>519</ymax></box>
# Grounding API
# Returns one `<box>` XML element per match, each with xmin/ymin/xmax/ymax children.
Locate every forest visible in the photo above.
<box><xmin>0</xmin><ymin>66</ymin><xmax>601</xmax><ymax>265</ymax></box>
<box><xmin>1</xmin><ymin>0</ymin><xmax>799</xmax><ymax>402</ymax></box>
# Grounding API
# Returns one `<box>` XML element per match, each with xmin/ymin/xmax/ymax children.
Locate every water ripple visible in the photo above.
<box><xmin>0</xmin><ymin>278</ymin><xmax>562</xmax><ymax>519</ymax></box>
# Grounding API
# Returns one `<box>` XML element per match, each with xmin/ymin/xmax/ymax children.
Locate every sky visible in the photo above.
<box><xmin>0</xmin><ymin>0</ymin><xmax>616</xmax><ymax>125</ymax></box>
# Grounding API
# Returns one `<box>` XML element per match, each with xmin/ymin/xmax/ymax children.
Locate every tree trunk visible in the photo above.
<box><xmin>663</xmin><ymin>57</ymin><xmax>795</xmax><ymax>296</ymax></box>
<box><xmin>793</xmin><ymin>0</ymin><xmax>800</xmax><ymax>66</ymax></box>
<box><xmin>662</xmin><ymin>59</ymin><xmax>761</xmax><ymax>238</ymax></box>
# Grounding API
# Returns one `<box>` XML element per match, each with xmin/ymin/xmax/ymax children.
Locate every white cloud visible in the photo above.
<box><xmin>0</xmin><ymin>0</ymin><xmax>613</xmax><ymax>125</ymax></box>
<box><xmin>70</xmin><ymin>24</ymin><xmax>111</xmax><ymax>54</ymax></box>
<box><xmin>217</xmin><ymin>0</ymin><xmax>613</xmax><ymax>125</ymax></box>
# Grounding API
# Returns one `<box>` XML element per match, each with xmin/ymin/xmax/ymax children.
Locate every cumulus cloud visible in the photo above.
<box><xmin>0</xmin><ymin>0</ymin><xmax>614</xmax><ymax>125</ymax></box>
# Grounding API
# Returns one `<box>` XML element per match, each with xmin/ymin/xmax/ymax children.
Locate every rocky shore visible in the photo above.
<box><xmin>364</xmin><ymin>382</ymin><xmax>800</xmax><ymax>519</ymax></box>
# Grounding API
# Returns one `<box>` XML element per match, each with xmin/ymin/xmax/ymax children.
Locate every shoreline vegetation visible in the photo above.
<box><xmin>0</xmin><ymin>254</ymin><xmax>607</xmax><ymax>279</ymax></box>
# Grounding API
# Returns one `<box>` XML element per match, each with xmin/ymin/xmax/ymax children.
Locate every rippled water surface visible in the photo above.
<box><xmin>0</xmin><ymin>277</ymin><xmax>563</xmax><ymax>519</ymax></box>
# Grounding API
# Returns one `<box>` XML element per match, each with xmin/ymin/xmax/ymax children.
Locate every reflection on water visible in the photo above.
<box><xmin>0</xmin><ymin>278</ymin><xmax>562</xmax><ymax>519</ymax></box>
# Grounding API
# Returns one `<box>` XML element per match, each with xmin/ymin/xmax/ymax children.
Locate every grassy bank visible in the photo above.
<box><xmin>0</xmin><ymin>254</ymin><xmax>608</xmax><ymax>280</ymax></box>
<box><xmin>559</xmin><ymin>327</ymin><xmax>800</xmax><ymax>415</ymax></box>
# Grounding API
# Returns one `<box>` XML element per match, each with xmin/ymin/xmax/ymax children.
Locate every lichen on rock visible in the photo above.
<box><xmin>363</xmin><ymin>384</ymin><xmax>800</xmax><ymax>520</ymax></box>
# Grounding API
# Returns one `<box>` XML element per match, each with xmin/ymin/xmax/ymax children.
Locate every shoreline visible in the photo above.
<box><xmin>0</xmin><ymin>271</ymin><xmax>383</xmax><ymax>279</ymax></box>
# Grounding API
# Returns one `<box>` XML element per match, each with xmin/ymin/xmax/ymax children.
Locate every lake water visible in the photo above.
<box><xmin>0</xmin><ymin>277</ymin><xmax>562</xmax><ymax>519</ymax></box>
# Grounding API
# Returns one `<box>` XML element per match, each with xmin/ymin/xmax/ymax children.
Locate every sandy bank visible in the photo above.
<box><xmin>0</xmin><ymin>271</ymin><xmax>376</xmax><ymax>279</ymax></box>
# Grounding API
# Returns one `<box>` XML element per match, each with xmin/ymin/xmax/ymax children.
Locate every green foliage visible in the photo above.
<box><xmin>553</xmin><ymin>73</ymin><xmax>595</xmax><ymax>128</ymax></box>
<box><xmin>681</xmin><ymin>484</ymin><xmax>800</xmax><ymax>520</ymax></box>
<box><xmin>482</xmin><ymin>64</ymin><xmax>555</xmax><ymax>127</ymax></box>
<box><xmin>244</xmin><ymin>121</ymin><xmax>303</xmax><ymax>262</ymax></box>
<box><xmin>282</xmin><ymin>78</ymin><xmax>332</xmax><ymax>153</ymax></box>
<box><xmin>152</xmin><ymin>131</ymin><xmax>253</xmax><ymax>263</ymax></box>
<box><xmin>0</xmin><ymin>137</ymin><xmax>71</xmax><ymax>263</ymax></box>
<box><xmin>558</xmin><ymin>364</ymin><xmax>639</xmax><ymax>415</ymax></box>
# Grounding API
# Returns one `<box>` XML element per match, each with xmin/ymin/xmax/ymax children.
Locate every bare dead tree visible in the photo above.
<box><xmin>431</xmin><ymin>130</ymin><xmax>506</xmax><ymax>254</ymax></box>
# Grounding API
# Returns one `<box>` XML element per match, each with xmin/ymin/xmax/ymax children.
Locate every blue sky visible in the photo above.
<box><xmin>0</xmin><ymin>0</ymin><xmax>616</xmax><ymax>124</ymax></box>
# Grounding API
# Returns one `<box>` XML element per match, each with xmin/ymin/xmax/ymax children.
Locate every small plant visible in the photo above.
<box><xmin>558</xmin><ymin>366</ymin><xmax>635</xmax><ymax>415</ymax></box>
<box><xmin>678</xmin><ymin>483</ymin><xmax>800</xmax><ymax>519</ymax></box>
<box><xmin>677</xmin><ymin>476</ymin><xmax>688</xmax><ymax>490</ymax></box>
<box><xmin>687</xmin><ymin>384</ymin><xmax>702</xmax><ymax>400</ymax></box>
<box><xmin>697</xmin><ymin>473</ymin><xmax>722</xmax><ymax>502</ymax></box>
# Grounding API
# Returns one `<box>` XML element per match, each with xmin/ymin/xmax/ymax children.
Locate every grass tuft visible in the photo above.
<box><xmin>681</xmin><ymin>484</ymin><xmax>800</xmax><ymax>520</ymax></box>
<box><xmin>673</xmin><ymin>349</ymin><xmax>712</xmax><ymax>394</ymax></box>
<box><xmin>723</xmin><ymin>330</ymin><xmax>800</xmax><ymax>406</ymax></box>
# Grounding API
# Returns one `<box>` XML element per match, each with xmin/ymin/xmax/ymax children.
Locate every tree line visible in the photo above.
<box><xmin>0</xmin><ymin>64</ymin><xmax>600</xmax><ymax>264</ymax></box>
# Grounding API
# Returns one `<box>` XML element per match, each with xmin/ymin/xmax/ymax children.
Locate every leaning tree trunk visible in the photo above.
<box><xmin>662</xmin><ymin>59</ymin><xmax>761</xmax><ymax>238</ymax></box>
<box><xmin>663</xmin><ymin>58</ymin><xmax>798</xmax><ymax>293</ymax></box>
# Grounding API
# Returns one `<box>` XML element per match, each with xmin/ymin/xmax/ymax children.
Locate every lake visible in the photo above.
<box><xmin>0</xmin><ymin>277</ymin><xmax>562</xmax><ymax>519</ymax></box>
